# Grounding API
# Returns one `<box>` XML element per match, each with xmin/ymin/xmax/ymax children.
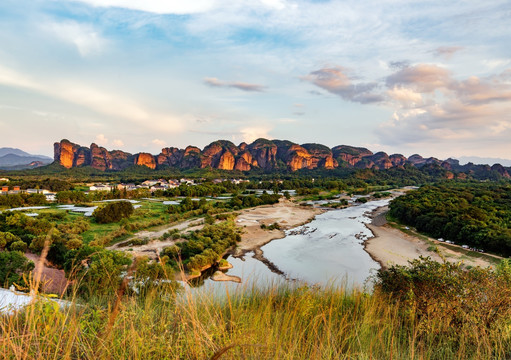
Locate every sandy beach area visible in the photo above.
<box><xmin>234</xmin><ymin>198</ymin><xmax>324</xmax><ymax>256</ymax></box>
<box><xmin>364</xmin><ymin>206</ymin><xmax>497</xmax><ymax>269</ymax></box>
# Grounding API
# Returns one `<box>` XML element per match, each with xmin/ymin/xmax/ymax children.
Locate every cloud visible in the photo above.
<box><xmin>386</xmin><ymin>64</ymin><xmax>452</xmax><ymax>93</ymax></box>
<box><xmin>259</xmin><ymin>0</ymin><xmax>287</xmax><ymax>10</ymax></box>
<box><xmin>388</xmin><ymin>61</ymin><xmax>410</xmax><ymax>70</ymax></box>
<box><xmin>64</xmin><ymin>0</ymin><xmax>217</xmax><ymax>14</ymax></box>
<box><xmin>378</xmin><ymin>64</ymin><xmax>511</xmax><ymax>152</ymax></box>
<box><xmin>112</xmin><ymin>139</ymin><xmax>124</xmax><ymax>147</ymax></box>
<box><xmin>387</xmin><ymin>87</ymin><xmax>423</xmax><ymax>108</ymax></box>
<box><xmin>240</xmin><ymin>126</ymin><xmax>272</xmax><ymax>143</ymax></box>
<box><xmin>0</xmin><ymin>63</ymin><xmax>184</xmax><ymax>134</ymax></box>
<box><xmin>95</xmin><ymin>134</ymin><xmax>108</xmax><ymax>146</ymax></box>
<box><xmin>303</xmin><ymin>67</ymin><xmax>384</xmax><ymax>104</ymax></box>
<box><xmin>152</xmin><ymin>139</ymin><xmax>166</xmax><ymax>147</ymax></box>
<box><xmin>204</xmin><ymin>77</ymin><xmax>266</xmax><ymax>92</ymax></box>
<box><xmin>434</xmin><ymin>46</ymin><xmax>463</xmax><ymax>59</ymax></box>
<box><xmin>46</xmin><ymin>21</ymin><xmax>106</xmax><ymax>57</ymax></box>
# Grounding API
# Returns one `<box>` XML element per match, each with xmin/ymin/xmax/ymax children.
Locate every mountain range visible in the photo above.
<box><xmin>0</xmin><ymin>148</ymin><xmax>53</xmax><ymax>170</ymax></box>
<box><xmin>53</xmin><ymin>139</ymin><xmax>511</xmax><ymax>179</ymax></box>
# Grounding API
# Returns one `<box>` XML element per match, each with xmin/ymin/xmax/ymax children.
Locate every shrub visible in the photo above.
<box><xmin>0</xmin><ymin>251</ymin><xmax>34</xmax><ymax>287</ymax></box>
<box><xmin>9</xmin><ymin>240</ymin><xmax>27</xmax><ymax>252</ymax></box>
<box><xmin>93</xmin><ymin>201</ymin><xmax>134</xmax><ymax>224</ymax></box>
<box><xmin>375</xmin><ymin>257</ymin><xmax>511</xmax><ymax>335</ymax></box>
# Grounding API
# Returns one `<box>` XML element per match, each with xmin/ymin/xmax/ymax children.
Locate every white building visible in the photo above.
<box><xmin>89</xmin><ymin>184</ymin><xmax>113</xmax><ymax>191</ymax></box>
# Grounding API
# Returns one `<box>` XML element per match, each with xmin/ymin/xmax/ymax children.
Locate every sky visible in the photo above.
<box><xmin>1</xmin><ymin>0</ymin><xmax>510</xmax><ymax>162</ymax></box>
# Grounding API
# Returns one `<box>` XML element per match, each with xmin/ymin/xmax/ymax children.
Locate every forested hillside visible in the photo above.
<box><xmin>389</xmin><ymin>182</ymin><xmax>511</xmax><ymax>256</ymax></box>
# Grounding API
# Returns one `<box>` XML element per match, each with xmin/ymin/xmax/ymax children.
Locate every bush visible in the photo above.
<box><xmin>375</xmin><ymin>257</ymin><xmax>511</xmax><ymax>335</ymax></box>
<box><xmin>93</xmin><ymin>201</ymin><xmax>134</xmax><ymax>224</ymax></box>
<box><xmin>0</xmin><ymin>251</ymin><xmax>34</xmax><ymax>287</ymax></box>
<box><xmin>10</xmin><ymin>240</ymin><xmax>27</xmax><ymax>252</ymax></box>
<box><xmin>0</xmin><ymin>232</ymin><xmax>21</xmax><ymax>249</ymax></box>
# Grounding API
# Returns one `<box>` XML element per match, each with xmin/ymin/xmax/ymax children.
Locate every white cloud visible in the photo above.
<box><xmin>387</xmin><ymin>87</ymin><xmax>423</xmax><ymax>108</ymax></box>
<box><xmin>112</xmin><ymin>139</ymin><xmax>125</xmax><ymax>147</ymax></box>
<box><xmin>95</xmin><ymin>134</ymin><xmax>109</xmax><ymax>146</ymax></box>
<box><xmin>204</xmin><ymin>77</ymin><xmax>266</xmax><ymax>92</ymax></box>
<box><xmin>0</xmin><ymin>63</ymin><xmax>184</xmax><ymax>134</ymax></box>
<box><xmin>66</xmin><ymin>0</ymin><xmax>217</xmax><ymax>14</ymax></box>
<box><xmin>259</xmin><ymin>0</ymin><xmax>287</xmax><ymax>10</ymax></box>
<box><xmin>240</xmin><ymin>126</ymin><xmax>272</xmax><ymax>143</ymax></box>
<box><xmin>46</xmin><ymin>21</ymin><xmax>106</xmax><ymax>56</ymax></box>
<box><xmin>152</xmin><ymin>139</ymin><xmax>166</xmax><ymax>147</ymax></box>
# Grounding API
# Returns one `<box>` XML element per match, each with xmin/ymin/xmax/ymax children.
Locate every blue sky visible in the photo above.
<box><xmin>1</xmin><ymin>0</ymin><xmax>510</xmax><ymax>162</ymax></box>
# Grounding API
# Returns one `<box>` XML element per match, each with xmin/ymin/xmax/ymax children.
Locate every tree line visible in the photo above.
<box><xmin>389</xmin><ymin>182</ymin><xmax>511</xmax><ymax>256</ymax></box>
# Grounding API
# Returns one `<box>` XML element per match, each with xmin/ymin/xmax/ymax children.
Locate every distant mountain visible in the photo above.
<box><xmin>0</xmin><ymin>147</ymin><xmax>32</xmax><ymax>157</ymax></box>
<box><xmin>0</xmin><ymin>148</ymin><xmax>52</xmax><ymax>170</ymax></box>
<box><xmin>457</xmin><ymin>156</ymin><xmax>511</xmax><ymax>167</ymax></box>
<box><xmin>51</xmin><ymin>139</ymin><xmax>511</xmax><ymax>180</ymax></box>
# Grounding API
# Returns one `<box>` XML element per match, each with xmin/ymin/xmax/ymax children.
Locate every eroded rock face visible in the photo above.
<box><xmin>491</xmin><ymin>164</ymin><xmax>510</xmax><ymax>178</ymax></box>
<box><xmin>248</xmin><ymin>139</ymin><xmax>278</xmax><ymax>169</ymax></box>
<box><xmin>109</xmin><ymin>150</ymin><xmax>132</xmax><ymax>170</ymax></box>
<box><xmin>332</xmin><ymin>145</ymin><xmax>373</xmax><ymax>166</ymax></box>
<box><xmin>54</xmin><ymin>138</ymin><xmax>505</xmax><ymax>178</ymax></box>
<box><xmin>286</xmin><ymin>145</ymin><xmax>313</xmax><ymax>171</ymax></box>
<box><xmin>90</xmin><ymin>143</ymin><xmax>112</xmax><ymax>171</ymax></box>
<box><xmin>54</xmin><ymin>140</ymin><xmax>80</xmax><ymax>168</ymax></box>
<box><xmin>200</xmin><ymin>140</ymin><xmax>239</xmax><ymax>169</ymax></box>
<box><xmin>134</xmin><ymin>153</ymin><xmax>156</xmax><ymax>169</ymax></box>
<box><xmin>321</xmin><ymin>156</ymin><xmax>337</xmax><ymax>169</ymax></box>
<box><xmin>181</xmin><ymin>146</ymin><xmax>201</xmax><ymax>168</ymax></box>
<box><xmin>157</xmin><ymin>147</ymin><xmax>184</xmax><ymax>167</ymax></box>
<box><xmin>368</xmin><ymin>152</ymin><xmax>393</xmax><ymax>170</ymax></box>
<box><xmin>234</xmin><ymin>157</ymin><xmax>251</xmax><ymax>171</ymax></box>
<box><xmin>218</xmin><ymin>151</ymin><xmax>235</xmax><ymax>170</ymax></box>
<box><xmin>389</xmin><ymin>154</ymin><xmax>407</xmax><ymax>167</ymax></box>
<box><xmin>74</xmin><ymin>147</ymin><xmax>91</xmax><ymax>167</ymax></box>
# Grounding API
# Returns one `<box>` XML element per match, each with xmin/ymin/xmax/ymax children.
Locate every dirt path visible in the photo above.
<box><xmin>107</xmin><ymin>218</ymin><xmax>205</xmax><ymax>259</ymax></box>
<box><xmin>25</xmin><ymin>253</ymin><xmax>68</xmax><ymax>296</ymax></box>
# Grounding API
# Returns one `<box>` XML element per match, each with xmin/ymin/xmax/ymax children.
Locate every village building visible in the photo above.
<box><xmin>89</xmin><ymin>184</ymin><xmax>113</xmax><ymax>192</ymax></box>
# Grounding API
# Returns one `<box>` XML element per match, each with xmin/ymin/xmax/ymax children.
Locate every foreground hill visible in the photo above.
<box><xmin>52</xmin><ymin>138</ymin><xmax>511</xmax><ymax>178</ymax></box>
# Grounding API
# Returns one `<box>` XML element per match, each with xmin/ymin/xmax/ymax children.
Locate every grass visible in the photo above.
<box><xmin>1</xmin><ymin>278</ymin><xmax>510</xmax><ymax>359</ymax></box>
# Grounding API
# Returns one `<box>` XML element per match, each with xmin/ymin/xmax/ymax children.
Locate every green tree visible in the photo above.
<box><xmin>93</xmin><ymin>201</ymin><xmax>134</xmax><ymax>224</ymax></box>
<box><xmin>0</xmin><ymin>251</ymin><xmax>34</xmax><ymax>287</ymax></box>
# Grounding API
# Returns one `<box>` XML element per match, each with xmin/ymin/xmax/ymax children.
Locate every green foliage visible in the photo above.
<box><xmin>93</xmin><ymin>201</ymin><xmax>134</xmax><ymax>224</ymax></box>
<box><xmin>375</xmin><ymin>257</ymin><xmax>511</xmax><ymax>335</ymax></box>
<box><xmin>65</xmin><ymin>245</ymin><xmax>132</xmax><ymax>298</ymax></box>
<box><xmin>0</xmin><ymin>193</ymin><xmax>47</xmax><ymax>208</ymax></box>
<box><xmin>0</xmin><ymin>250</ymin><xmax>34</xmax><ymax>287</ymax></box>
<box><xmin>389</xmin><ymin>182</ymin><xmax>511</xmax><ymax>256</ymax></box>
<box><xmin>166</xmin><ymin>221</ymin><xmax>241</xmax><ymax>271</ymax></box>
<box><xmin>0</xmin><ymin>231</ymin><xmax>22</xmax><ymax>250</ymax></box>
<box><xmin>9</xmin><ymin>240</ymin><xmax>27</xmax><ymax>252</ymax></box>
<box><xmin>261</xmin><ymin>222</ymin><xmax>281</xmax><ymax>230</ymax></box>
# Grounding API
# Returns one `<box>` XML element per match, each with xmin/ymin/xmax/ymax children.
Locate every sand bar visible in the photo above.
<box><xmin>234</xmin><ymin>198</ymin><xmax>324</xmax><ymax>256</ymax></box>
<box><xmin>364</xmin><ymin>207</ymin><xmax>498</xmax><ymax>270</ymax></box>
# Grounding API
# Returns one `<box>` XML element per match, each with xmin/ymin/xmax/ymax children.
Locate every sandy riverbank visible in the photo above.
<box><xmin>234</xmin><ymin>198</ymin><xmax>324</xmax><ymax>256</ymax></box>
<box><xmin>364</xmin><ymin>207</ymin><xmax>497</xmax><ymax>270</ymax></box>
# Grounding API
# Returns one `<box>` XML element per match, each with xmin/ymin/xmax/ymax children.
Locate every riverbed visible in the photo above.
<box><xmin>197</xmin><ymin>198</ymin><xmax>391</xmax><ymax>290</ymax></box>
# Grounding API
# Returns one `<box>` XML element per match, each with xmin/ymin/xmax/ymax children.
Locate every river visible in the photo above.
<box><xmin>193</xmin><ymin>198</ymin><xmax>390</xmax><ymax>291</ymax></box>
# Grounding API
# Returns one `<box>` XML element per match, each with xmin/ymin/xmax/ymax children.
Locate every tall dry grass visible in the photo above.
<box><xmin>1</xmin><ymin>274</ymin><xmax>510</xmax><ymax>359</ymax></box>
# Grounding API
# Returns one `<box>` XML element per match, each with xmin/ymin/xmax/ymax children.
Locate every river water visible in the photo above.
<box><xmin>194</xmin><ymin>199</ymin><xmax>390</xmax><ymax>292</ymax></box>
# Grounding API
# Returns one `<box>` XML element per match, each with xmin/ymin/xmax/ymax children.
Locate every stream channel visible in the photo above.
<box><xmin>189</xmin><ymin>198</ymin><xmax>391</xmax><ymax>293</ymax></box>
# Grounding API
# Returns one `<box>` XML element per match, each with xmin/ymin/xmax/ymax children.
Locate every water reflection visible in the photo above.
<box><xmin>197</xmin><ymin>199</ymin><xmax>390</xmax><ymax>290</ymax></box>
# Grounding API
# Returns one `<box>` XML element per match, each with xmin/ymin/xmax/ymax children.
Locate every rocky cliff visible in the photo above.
<box><xmin>52</xmin><ymin>139</ymin><xmax>511</xmax><ymax>177</ymax></box>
